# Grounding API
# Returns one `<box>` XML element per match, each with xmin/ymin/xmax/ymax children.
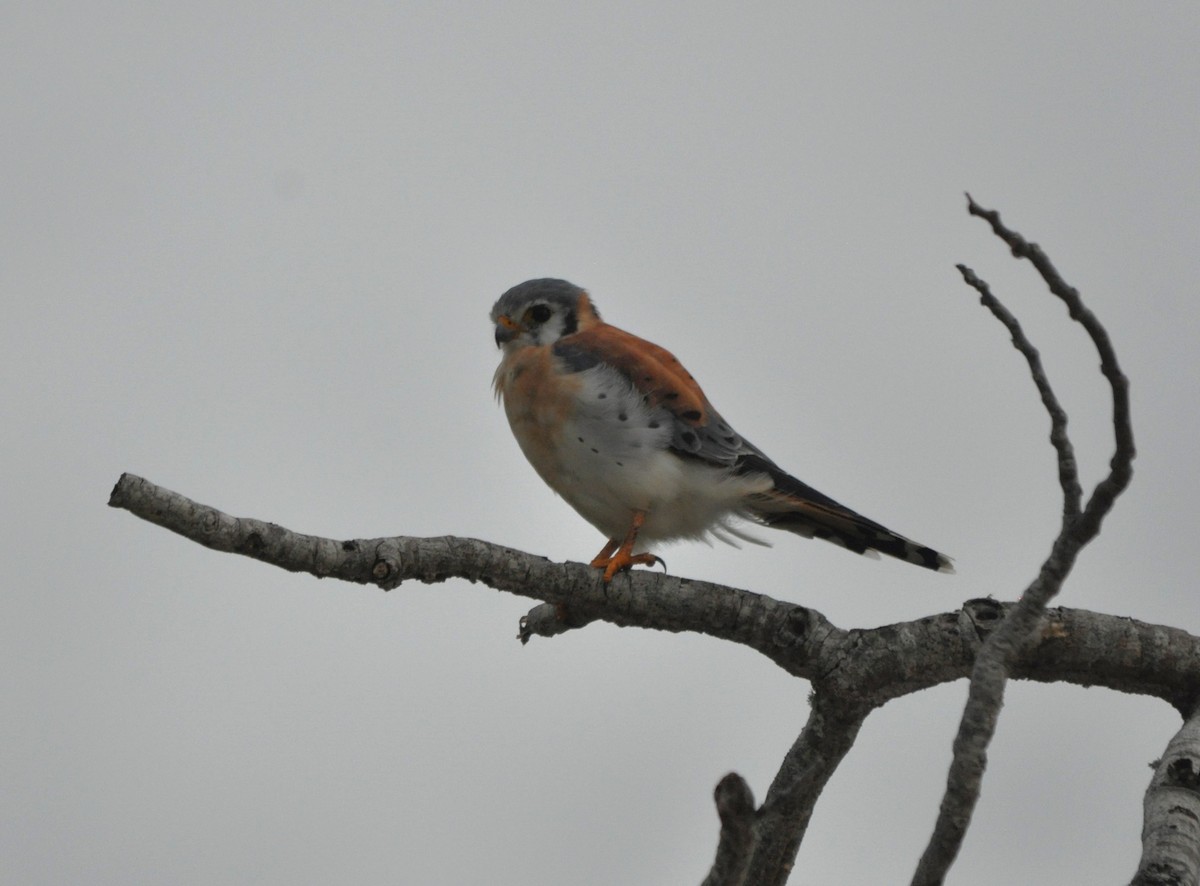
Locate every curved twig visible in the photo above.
<box><xmin>911</xmin><ymin>198</ymin><xmax>1136</xmax><ymax>886</ymax></box>
<box><xmin>955</xmin><ymin>263</ymin><xmax>1081</xmax><ymax>518</ymax></box>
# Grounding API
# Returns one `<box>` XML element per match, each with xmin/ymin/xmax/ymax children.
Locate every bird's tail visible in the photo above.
<box><xmin>741</xmin><ymin>456</ymin><xmax>953</xmax><ymax>573</ymax></box>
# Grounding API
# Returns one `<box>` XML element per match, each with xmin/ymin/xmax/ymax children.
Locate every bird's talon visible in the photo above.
<box><xmin>598</xmin><ymin>550</ymin><xmax>660</xmax><ymax>582</ymax></box>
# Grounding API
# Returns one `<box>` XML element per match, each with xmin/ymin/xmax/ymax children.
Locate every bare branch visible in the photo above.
<box><xmin>742</xmin><ymin>693</ymin><xmax>871</xmax><ymax>885</ymax></box>
<box><xmin>965</xmin><ymin>193</ymin><xmax>1136</xmax><ymax>520</ymax></box>
<box><xmin>1132</xmin><ymin>705</ymin><xmax>1200</xmax><ymax>886</ymax></box>
<box><xmin>701</xmin><ymin>773</ymin><xmax>758</xmax><ymax>886</ymax></box>
<box><xmin>912</xmin><ymin>198</ymin><xmax>1138</xmax><ymax>885</ymax></box>
<box><xmin>109</xmin><ymin>474</ymin><xmax>1197</xmax><ymax>710</ymax></box>
<box><xmin>955</xmin><ymin>263</ymin><xmax>1081</xmax><ymax>517</ymax></box>
<box><xmin>108</xmin><ymin>472</ymin><xmax>838</xmax><ymax>677</ymax></box>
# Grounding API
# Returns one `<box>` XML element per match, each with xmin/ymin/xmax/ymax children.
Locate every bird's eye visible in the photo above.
<box><xmin>528</xmin><ymin>304</ymin><xmax>552</xmax><ymax>324</ymax></box>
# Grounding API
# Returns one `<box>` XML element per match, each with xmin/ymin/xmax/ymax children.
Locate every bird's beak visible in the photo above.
<box><xmin>494</xmin><ymin>314</ymin><xmax>521</xmax><ymax>347</ymax></box>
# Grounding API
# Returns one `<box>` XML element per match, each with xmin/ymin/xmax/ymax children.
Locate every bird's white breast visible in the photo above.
<box><xmin>498</xmin><ymin>352</ymin><xmax>770</xmax><ymax>544</ymax></box>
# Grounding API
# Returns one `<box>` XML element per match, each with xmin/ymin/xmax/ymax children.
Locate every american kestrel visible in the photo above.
<box><xmin>491</xmin><ymin>278</ymin><xmax>952</xmax><ymax>581</ymax></box>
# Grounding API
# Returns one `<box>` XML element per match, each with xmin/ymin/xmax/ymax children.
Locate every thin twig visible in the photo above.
<box><xmin>911</xmin><ymin>198</ymin><xmax>1137</xmax><ymax>886</ymax></box>
<box><xmin>956</xmin><ymin>263</ymin><xmax>1081</xmax><ymax>518</ymax></box>
<box><xmin>965</xmin><ymin>193</ymin><xmax>1135</xmax><ymax>516</ymax></box>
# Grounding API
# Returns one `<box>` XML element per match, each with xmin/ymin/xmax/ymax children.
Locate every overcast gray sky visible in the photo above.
<box><xmin>5</xmin><ymin>3</ymin><xmax>1199</xmax><ymax>884</ymax></box>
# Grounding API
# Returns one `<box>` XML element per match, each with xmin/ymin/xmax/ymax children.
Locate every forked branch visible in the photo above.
<box><xmin>911</xmin><ymin>197</ymin><xmax>1136</xmax><ymax>886</ymax></box>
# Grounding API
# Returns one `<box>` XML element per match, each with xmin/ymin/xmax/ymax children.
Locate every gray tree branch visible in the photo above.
<box><xmin>109</xmin><ymin>473</ymin><xmax>1198</xmax><ymax>884</ymax></box>
<box><xmin>741</xmin><ymin>692</ymin><xmax>870</xmax><ymax>885</ymax></box>
<box><xmin>911</xmin><ymin>197</ymin><xmax>1137</xmax><ymax>886</ymax></box>
<box><xmin>701</xmin><ymin>773</ymin><xmax>758</xmax><ymax>886</ymax></box>
<box><xmin>1132</xmin><ymin>704</ymin><xmax>1200</xmax><ymax>886</ymax></box>
<box><xmin>107</xmin><ymin>475</ymin><xmax>1199</xmax><ymax>712</ymax></box>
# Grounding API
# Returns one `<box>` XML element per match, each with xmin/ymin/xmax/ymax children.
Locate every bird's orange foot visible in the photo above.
<box><xmin>588</xmin><ymin>511</ymin><xmax>665</xmax><ymax>582</ymax></box>
<box><xmin>589</xmin><ymin>539</ymin><xmax>620</xmax><ymax>569</ymax></box>
<box><xmin>598</xmin><ymin>549</ymin><xmax>661</xmax><ymax>582</ymax></box>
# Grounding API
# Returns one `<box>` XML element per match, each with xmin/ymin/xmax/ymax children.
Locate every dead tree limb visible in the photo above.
<box><xmin>107</xmin><ymin>474</ymin><xmax>1195</xmax><ymax>709</ymax></box>
<box><xmin>911</xmin><ymin>196</ymin><xmax>1136</xmax><ymax>886</ymax></box>
<box><xmin>701</xmin><ymin>773</ymin><xmax>758</xmax><ymax>886</ymax></box>
<box><xmin>741</xmin><ymin>692</ymin><xmax>871</xmax><ymax>884</ymax></box>
<box><xmin>1133</xmin><ymin>704</ymin><xmax>1200</xmax><ymax>886</ymax></box>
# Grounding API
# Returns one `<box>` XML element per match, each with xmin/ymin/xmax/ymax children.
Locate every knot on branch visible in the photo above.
<box><xmin>1166</xmin><ymin>758</ymin><xmax>1200</xmax><ymax>793</ymax></box>
<box><xmin>372</xmin><ymin>541</ymin><xmax>404</xmax><ymax>589</ymax></box>
<box><xmin>773</xmin><ymin>606</ymin><xmax>813</xmax><ymax>648</ymax></box>
<box><xmin>963</xmin><ymin>597</ymin><xmax>1006</xmax><ymax>640</ymax></box>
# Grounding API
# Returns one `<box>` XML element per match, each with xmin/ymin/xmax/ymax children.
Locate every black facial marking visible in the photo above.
<box><xmin>681</xmin><ymin>431</ymin><xmax>698</xmax><ymax>446</ymax></box>
<box><xmin>648</xmin><ymin>420</ymin><xmax>660</xmax><ymax>429</ymax></box>
<box><xmin>618</xmin><ymin>412</ymin><xmax>627</xmax><ymax>421</ymax></box>
<box><xmin>681</xmin><ymin>409</ymin><xmax>701</xmax><ymax>421</ymax></box>
<box><xmin>553</xmin><ymin>341</ymin><xmax>600</xmax><ymax>372</ymax></box>
<box><xmin>598</xmin><ymin>392</ymin><xmax>607</xmax><ymax>399</ymax></box>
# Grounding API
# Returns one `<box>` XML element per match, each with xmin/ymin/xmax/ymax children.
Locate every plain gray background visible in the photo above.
<box><xmin>5</xmin><ymin>3</ymin><xmax>1199</xmax><ymax>884</ymax></box>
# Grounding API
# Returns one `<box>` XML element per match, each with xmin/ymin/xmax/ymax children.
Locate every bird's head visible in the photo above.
<box><xmin>490</xmin><ymin>278</ymin><xmax>600</xmax><ymax>350</ymax></box>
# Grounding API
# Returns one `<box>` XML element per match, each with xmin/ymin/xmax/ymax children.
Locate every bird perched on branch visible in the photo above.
<box><xmin>491</xmin><ymin>278</ymin><xmax>952</xmax><ymax>581</ymax></box>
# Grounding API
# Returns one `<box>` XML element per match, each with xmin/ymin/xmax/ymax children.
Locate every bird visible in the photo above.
<box><xmin>490</xmin><ymin>278</ymin><xmax>952</xmax><ymax>582</ymax></box>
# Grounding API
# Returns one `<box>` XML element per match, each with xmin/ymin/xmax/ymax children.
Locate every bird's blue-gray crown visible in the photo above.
<box><xmin>490</xmin><ymin>278</ymin><xmax>589</xmax><ymax>323</ymax></box>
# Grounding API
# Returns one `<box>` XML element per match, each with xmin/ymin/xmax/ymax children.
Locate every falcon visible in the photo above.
<box><xmin>491</xmin><ymin>278</ymin><xmax>951</xmax><ymax>581</ymax></box>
